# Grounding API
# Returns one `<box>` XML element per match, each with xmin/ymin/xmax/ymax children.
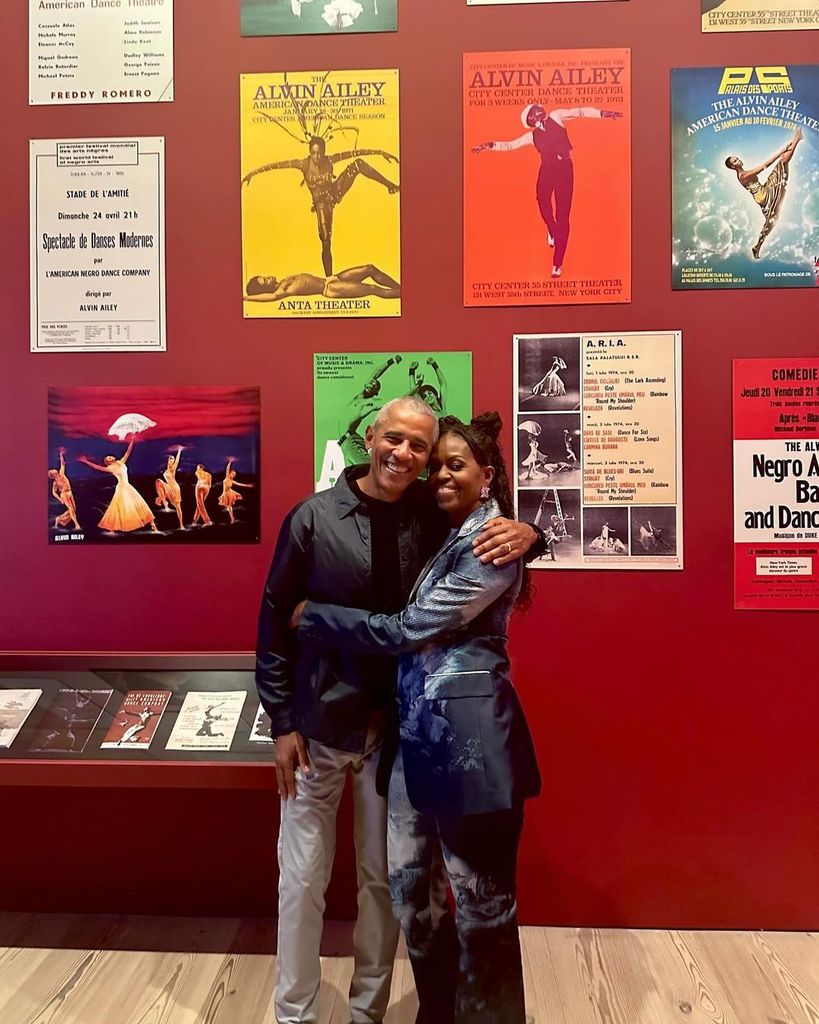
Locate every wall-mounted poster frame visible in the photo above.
<box><xmin>29</xmin><ymin>0</ymin><xmax>174</xmax><ymax>105</ymax></box>
<box><xmin>733</xmin><ymin>357</ymin><xmax>819</xmax><ymax>610</ymax></box>
<box><xmin>313</xmin><ymin>352</ymin><xmax>472</xmax><ymax>491</ymax></box>
<box><xmin>30</xmin><ymin>138</ymin><xmax>166</xmax><ymax>353</ymax></box>
<box><xmin>514</xmin><ymin>331</ymin><xmax>683</xmax><ymax>570</ymax></box>
<box><xmin>241</xmin><ymin>70</ymin><xmax>401</xmax><ymax>320</ymax></box>
<box><xmin>701</xmin><ymin>1</ymin><xmax>819</xmax><ymax>33</ymax></box>
<box><xmin>463</xmin><ymin>48</ymin><xmax>631</xmax><ymax>308</ymax></box>
<box><xmin>671</xmin><ymin>64</ymin><xmax>819</xmax><ymax>290</ymax></box>
<box><xmin>241</xmin><ymin>0</ymin><xmax>397</xmax><ymax>35</ymax></box>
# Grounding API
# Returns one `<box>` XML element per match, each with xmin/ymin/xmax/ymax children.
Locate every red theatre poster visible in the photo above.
<box><xmin>733</xmin><ymin>358</ymin><xmax>819</xmax><ymax>610</ymax></box>
<box><xmin>100</xmin><ymin>690</ymin><xmax>171</xmax><ymax>749</ymax></box>
<box><xmin>463</xmin><ymin>48</ymin><xmax>631</xmax><ymax>308</ymax></box>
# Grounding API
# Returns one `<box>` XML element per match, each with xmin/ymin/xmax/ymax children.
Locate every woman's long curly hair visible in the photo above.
<box><xmin>437</xmin><ymin>412</ymin><xmax>533</xmax><ymax>611</ymax></box>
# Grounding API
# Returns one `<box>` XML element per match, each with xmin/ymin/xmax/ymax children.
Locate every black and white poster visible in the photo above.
<box><xmin>249</xmin><ymin>703</ymin><xmax>274</xmax><ymax>744</ymax></box>
<box><xmin>514</xmin><ymin>332</ymin><xmax>684</xmax><ymax>570</ymax></box>
<box><xmin>0</xmin><ymin>689</ymin><xmax>43</xmax><ymax>749</ymax></box>
<box><xmin>165</xmin><ymin>691</ymin><xmax>247</xmax><ymax>751</ymax></box>
<box><xmin>25</xmin><ymin>687</ymin><xmax>113</xmax><ymax>753</ymax></box>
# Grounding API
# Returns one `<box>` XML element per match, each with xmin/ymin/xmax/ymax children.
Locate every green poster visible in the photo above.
<box><xmin>241</xmin><ymin>0</ymin><xmax>397</xmax><ymax>36</ymax></box>
<box><xmin>314</xmin><ymin>352</ymin><xmax>473</xmax><ymax>491</ymax></box>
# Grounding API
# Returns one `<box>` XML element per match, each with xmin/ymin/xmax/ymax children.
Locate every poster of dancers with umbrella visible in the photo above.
<box><xmin>47</xmin><ymin>386</ymin><xmax>260</xmax><ymax>545</ymax></box>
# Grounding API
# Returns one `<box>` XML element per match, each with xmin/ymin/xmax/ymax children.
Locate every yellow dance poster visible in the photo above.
<box><xmin>241</xmin><ymin>70</ymin><xmax>401</xmax><ymax>319</ymax></box>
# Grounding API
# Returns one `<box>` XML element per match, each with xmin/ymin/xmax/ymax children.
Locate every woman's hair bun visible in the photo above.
<box><xmin>471</xmin><ymin>411</ymin><xmax>503</xmax><ymax>441</ymax></box>
<box><xmin>438</xmin><ymin>414</ymin><xmax>461</xmax><ymax>432</ymax></box>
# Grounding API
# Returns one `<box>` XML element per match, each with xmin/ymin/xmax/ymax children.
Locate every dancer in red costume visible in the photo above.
<box><xmin>473</xmin><ymin>103</ymin><xmax>622</xmax><ymax>278</ymax></box>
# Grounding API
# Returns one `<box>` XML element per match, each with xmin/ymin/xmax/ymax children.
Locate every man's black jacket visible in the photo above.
<box><xmin>255</xmin><ymin>466</ymin><xmax>445</xmax><ymax>753</ymax></box>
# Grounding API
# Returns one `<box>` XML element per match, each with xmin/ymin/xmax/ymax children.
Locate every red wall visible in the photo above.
<box><xmin>1</xmin><ymin>0</ymin><xmax>818</xmax><ymax>928</ymax></box>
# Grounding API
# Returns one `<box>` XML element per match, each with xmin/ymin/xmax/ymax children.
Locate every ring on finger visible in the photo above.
<box><xmin>504</xmin><ymin>542</ymin><xmax>512</xmax><ymax>555</ymax></box>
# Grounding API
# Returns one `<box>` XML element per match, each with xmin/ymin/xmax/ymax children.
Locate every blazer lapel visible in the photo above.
<box><xmin>406</xmin><ymin>500</ymin><xmax>500</xmax><ymax>603</ymax></box>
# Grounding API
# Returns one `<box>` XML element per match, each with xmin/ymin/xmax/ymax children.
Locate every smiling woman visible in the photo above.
<box><xmin>429</xmin><ymin>431</ymin><xmax>492</xmax><ymax>522</ymax></box>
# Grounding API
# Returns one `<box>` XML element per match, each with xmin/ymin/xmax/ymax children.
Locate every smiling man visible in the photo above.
<box><xmin>256</xmin><ymin>395</ymin><xmax>539</xmax><ymax>1024</ymax></box>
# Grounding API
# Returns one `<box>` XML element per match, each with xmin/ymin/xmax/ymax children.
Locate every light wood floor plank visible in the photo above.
<box><xmin>686</xmin><ymin>930</ymin><xmax>812</xmax><ymax>1024</ymax></box>
<box><xmin>543</xmin><ymin>926</ymin><xmax>661</xmax><ymax>1024</ymax></box>
<box><xmin>634</xmin><ymin>928</ymin><xmax>736</xmax><ymax>1024</ymax></box>
<box><xmin>0</xmin><ymin>918</ymin><xmax>817</xmax><ymax>1024</ymax></box>
<box><xmin>521</xmin><ymin>926</ymin><xmax>567</xmax><ymax>1024</ymax></box>
<box><xmin>765</xmin><ymin>932</ymin><xmax>819</xmax><ymax>992</ymax></box>
<box><xmin>0</xmin><ymin>948</ymin><xmax>88</xmax><ymax>1020</ymax></box>
<box><xmin>395</xmin><ymin>945</ymin><xmax>419</xmax><ymax>1024</ymax></box>
<box><xmin>190</xmin><ymin>950</ymin><xmax>275</xmax><ymax>1024</ymax></box>
<box><xmin>749</xmin><ymin>931</ymin><xmax>819</xmax><ymax>1024</ymax></box>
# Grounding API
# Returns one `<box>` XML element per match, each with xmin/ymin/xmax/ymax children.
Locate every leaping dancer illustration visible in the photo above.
<box><xmin>196</xmin><ymin>704</ymin><xmax>225</xmax><ymax>738</ymax></box>
<box><xmin>337</xmin><ymin>354</ymin><xmax>402</xmax><ymax>464</ymax></box>
<box><xmin>242</xmin><ymin>79</ymin><xmax>399</xmax><ymax>277</ymax></box>
<box><xmin>118</xmin><ymin>706</ymin><xmax>159</xmax><ymax>745</ymax></box>
<box><xmin>725</xmin><ymin>129</ymin><xmax>803</xmax><ymax>259</ymax></box>
<box><xmin>473</xmin><ymin>103</ymin><xmax>623</xmax><ymax>278</ymax></box>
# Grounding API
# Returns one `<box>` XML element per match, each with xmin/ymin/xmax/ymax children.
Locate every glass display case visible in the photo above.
<box><xmin>0</xmin><ymin>661</ymin><xmax>277</xmax><ymax>788</ymax></box>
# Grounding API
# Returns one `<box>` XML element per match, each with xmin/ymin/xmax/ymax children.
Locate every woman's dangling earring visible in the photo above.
<box><xmin>480</xmin><ymin>485</ymin><xmax>491</xmax><ymax>501</ymax></box>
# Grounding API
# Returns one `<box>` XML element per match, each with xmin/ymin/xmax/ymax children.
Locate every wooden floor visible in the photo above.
<box><xmin>0</xmin><ymin>914</ymin><xmax>817</xmax><ymax>1024</ymax></box>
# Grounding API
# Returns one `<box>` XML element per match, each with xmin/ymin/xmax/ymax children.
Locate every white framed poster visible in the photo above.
<box><xmin>30</xmin><ymin>138</ymin><xmax>166</xmax><ymax>353</ymax></box>
<box><xmin>514</xmin><ymin>331</ymin><xmax>683</xmax><ymax>570</ymax></box>
<box><xmin>29</xmin><ymin>0</ymin><xmax>174</xmax><ymax>106</ymax></box>
<box><xmin>165</xmin><ymin>692</ymin><xmax>247</xmax><ymax>752</ymax></box>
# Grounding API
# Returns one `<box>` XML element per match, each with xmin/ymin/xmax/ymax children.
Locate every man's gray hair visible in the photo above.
<box><xmin>372</xmin><ymin>395</ymin><xmax>440</xmax><ymax>442</ymax></box>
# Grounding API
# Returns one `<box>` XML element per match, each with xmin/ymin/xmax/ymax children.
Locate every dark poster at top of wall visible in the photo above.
<box><xmin>47</xmin><ymin>386</ymin><xmax>261</xmax><ymax>545</ymax></box>
<box><xmin>241</xmin><ymin>0</ymin><xmax>397</xmax><ymax>36</ymax></box>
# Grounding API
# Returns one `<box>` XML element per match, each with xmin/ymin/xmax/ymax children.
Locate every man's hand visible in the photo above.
<box><xmin>274</xmin><ymin>731</ymin><xmax>312</xmax><ymax>799</ymax></box>
<box><xmin>289</xmin><ymin>600</ymin><xmax>307</xmax><ymax>629</ymax></box>
<box><xmin>473</xmin><ymin>518</ymin><xmax>537</xmax><ymax>565</ymax></box>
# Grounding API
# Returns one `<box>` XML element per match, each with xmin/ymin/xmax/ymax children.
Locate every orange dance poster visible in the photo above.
<box><xmin>464</xmin><ymin>49</ymin><xmax>631</xmax><ymax>307</ymax></box>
